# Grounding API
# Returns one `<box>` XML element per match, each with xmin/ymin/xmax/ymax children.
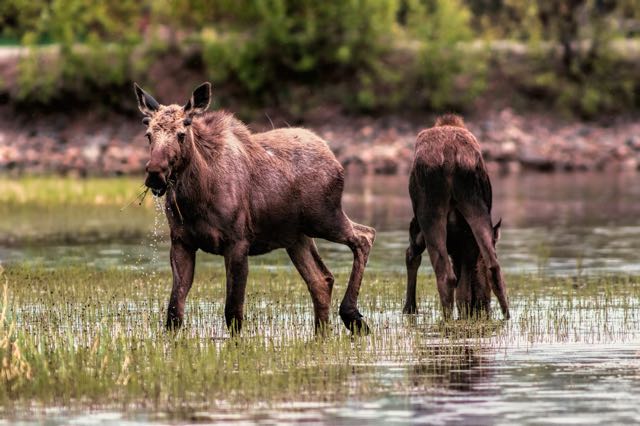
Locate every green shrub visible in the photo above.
<box><xmin>486</xmin><ymin>0</ymin><xmax>640</xmax><ymax>117</ymax></box>
<box><xmin>14</xmin><ymin>0</ymin><xmax>144</xmax><ymax>109</ymax></box>
<box><xmin>201</xmin><ymin>0</ymin><xmax>400</xmax><ymax>111</ymax></box>
<box><xmin>406</xmin><ymin>0</ymin><xmax>488</xmax><ymax>110</ymax></box>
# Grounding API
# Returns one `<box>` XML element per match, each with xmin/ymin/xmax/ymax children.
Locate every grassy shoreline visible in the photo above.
<box><xmin>0</xmin><ymin>177</ymin><xmax>157</xmax><ymax>245</ymax></box>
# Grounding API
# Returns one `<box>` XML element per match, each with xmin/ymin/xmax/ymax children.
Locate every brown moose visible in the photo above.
<box><xmin>134</xmin><ymin>82</ymin><xmax>375</xmax><ymax>334</ymax></box>
<box><xmin>403</xmin><ymin>114</ymin><xmax>509</xmax><ymax>320</ymax></box>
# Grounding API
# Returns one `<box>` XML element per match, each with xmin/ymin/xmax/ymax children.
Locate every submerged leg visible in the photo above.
<box><xmin>455</xmin><ymin>263</ymin><xmax>473</xmax><ymax>319</ymax></box>
<box><xmin>472</xmin><ymin>273</ymin><xmax>492</xmax><ymax>319</ymax></box>
<box><xmin>459</xmin><ymin>208</ymin><xmax>509</xmax><ymax>320</ymax></box>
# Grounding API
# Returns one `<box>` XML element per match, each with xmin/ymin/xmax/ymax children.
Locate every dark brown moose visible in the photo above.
<box><xmin>403</xmin><ymin>114</ymin><xmax>509</xmax><ymax>320</ymax></box>
<box><xmin>133</xmin><ymin>82</ymin><xmax>376</xmax><ymax>334</ymax></box>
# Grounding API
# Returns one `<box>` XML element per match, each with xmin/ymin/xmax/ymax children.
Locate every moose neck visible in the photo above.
<box><xmin>167</xmin><ymin>112</ymin><xmax>258</xmax><ymax>215</ymax></box>
<box><xmin>170</xmin><ymin>126</ymin><xmax>208</xmax><ymax>202</ymax></box>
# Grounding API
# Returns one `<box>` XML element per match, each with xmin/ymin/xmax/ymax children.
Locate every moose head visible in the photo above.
<box><xmin>133</xmin><ymin>82</ymin><xmax>212</xmax><ymax>196</ymax></box>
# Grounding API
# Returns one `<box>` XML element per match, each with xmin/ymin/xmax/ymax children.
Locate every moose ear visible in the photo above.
<box><xmin>183</xmin><ymin>82</ymin><xmax>211</xmax><ymax>117</ymax></box>
<box><xmin>493</xmin><ymin>218</ymin><xmax>502</xmax><ymax>241</ymax></box>
<box><xmin>134</xmin><ymin>83</ymin><xmax>160</xmax><ymax>117</ymax></box>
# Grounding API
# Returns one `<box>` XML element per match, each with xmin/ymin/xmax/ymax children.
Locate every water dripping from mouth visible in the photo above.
<box><xmin>122</xmin><ymin>195</ymin><xmax>167</xmax><ymax>278</ymax></box>
<box><xmin>146</xmin><ymin>196</ymin><xmax>166</xmax><ymax>283</ymax></box>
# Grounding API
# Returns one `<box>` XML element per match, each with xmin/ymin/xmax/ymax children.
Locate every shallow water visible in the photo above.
<box><xmin>9</xmin><ymin>299</ymin><xmax>640</xmax><ymax>425</ymax></box>
<box><xmin>3</xmin><ymin>172</ymin><xmax>640</xmax><ymax>425</ymax></box>
<box><xmin>4</xmin><ymin>172</ymin><xmax>640</xmax><ymax>276</ymax></box>
<box><xmin>15</xmin><ymin>342</ymin><xmax>640</xmax><ymax>425</ymax></box>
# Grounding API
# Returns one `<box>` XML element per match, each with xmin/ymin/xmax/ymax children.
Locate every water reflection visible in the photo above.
<box><xmin>4</xmin><ymin>173</ymin><xmax>640</xmax><ymax>276</ymax></box>
<box><xmin>343</xmin><ymin>172</ymin><xmax>640</xmax><ymax>230</ymax></box>
<box><xmin>409</xmin><ymin>345</ymin><xmax>492</xmax><ymax>393</ymax></box>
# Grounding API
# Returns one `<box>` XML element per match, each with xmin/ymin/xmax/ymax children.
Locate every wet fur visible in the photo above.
<box><xmin>136</xmin><ymin>85</ymin><xmax>376</xmax><ymax>335</ymax></box>
<box><xmin>404</xmin><ymin>115</ymin><xmax>509</xmax><ymax>320</ymax></box>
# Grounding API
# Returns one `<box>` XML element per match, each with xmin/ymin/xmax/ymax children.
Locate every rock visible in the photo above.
<box><xmin>360</xmin><ymin>126</ymin><xmax>374</xmax><ymax>138</ymax></box>
<box><xmin>519</xmin><ymin>153</ymin><xmax>555</xmax><ymax>172</ymax></box>
<box><xmin>2</xmin><ymin>107</ymin><xmax>640</xmax><ymax>176</ymax></box>
<box><xmin>496</xmin><ymin>140</ymin><xmax>517</xmax><ymax>161</ymax></box>
<box><xmin>626</xmin><ymin>136</ymin><xmax>640</xmax><ymax>151</ymax></box>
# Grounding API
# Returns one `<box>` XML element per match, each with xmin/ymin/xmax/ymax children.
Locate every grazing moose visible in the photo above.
<box><xmin>133</xmin><ymin>82</ymin><xmax>375</xmax><ymax>334</ymax></box>
<box><xmin>403</xmin><ymin>114</ymin><xmax>509</xmax><ymax>320</ymax></box>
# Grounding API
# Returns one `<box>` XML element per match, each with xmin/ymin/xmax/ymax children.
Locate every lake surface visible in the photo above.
<box><xmin>4</xmin><ymin>172</ymin><xmax>640</xmax><ymax>276</ymax></box>
<box><xmin>3</xmin><ymin>172</ymin><xmax>640</xmax><ymax>425</ymax></box>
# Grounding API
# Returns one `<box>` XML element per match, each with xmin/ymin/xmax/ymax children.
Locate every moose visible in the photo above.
<box><xmin>134</xmin><ymin>82</ymin><xmax>375</xmax><ymax>334</ymax></box>
<box><xmin>403</xmin><ymin>114</ymin><xmax>510</xmax><ymax>320</ymax></box>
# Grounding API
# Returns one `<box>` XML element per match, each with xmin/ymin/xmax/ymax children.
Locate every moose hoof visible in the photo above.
<box><xmin>346</xmin><ymin>317</ymin><xmax>370</xmax><ymax>335</ymax></box>
<box><xmin>339</xmin><ymin>308</ymin><xmax>370</xmax><ymax>335</ymax></box>
<box><xmin>402</xmin><ymin>304</ymin><xmax>418</xmax><ymax>315</ymax></box>
<box><xmin>503</xmin><ymin>310</ymin><xmax>511</xmax><ymax>320</ymax></box>
<box><xmin>166</xmin><ymin>316</ymin><xmax>183</xmax><ymax>331</ymax></box>
<box><xmin>225</xmin><ymin>317</ymin><xmax>243</xmax><ymax>336</ymax></box>
<box><xmin>314</xmin><ymin>320</ymin><xmax>331</xmax><ymax>337</ymax></box>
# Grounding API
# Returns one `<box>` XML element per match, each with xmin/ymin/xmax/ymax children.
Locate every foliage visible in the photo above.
<box><xmin>405</xmin><ymin>0</ymin><xmax>487</xmax><ymax>110</ymax></box>
<box><xmin>3</xmin><ymin>0</ymin><xmax>640</xmax><ymax>116</ymax></box>
<box><xmin>200</xmin><ymin>0</ymin><xmax>401</xmax><ymax>111</ymax></box>
<box><xmin>12</xmin><ymin>0</ymin><xmax>146</xmax><ymax>108</ymax></box>
<box><xmin>477</xmin><ymin>0</ymin><xmax>640</xmax><ymax>117</ymax></box>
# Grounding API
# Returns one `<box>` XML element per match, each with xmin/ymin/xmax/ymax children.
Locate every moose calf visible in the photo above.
<box><xmin>404</xmin><ymin>114</ymin><xmax>509</xmax><ymax>320</ymax></box>
<box><xmin>134</xmin><ymin>82</ymin><xmax>375</xmax><ymax>335</ymax></box>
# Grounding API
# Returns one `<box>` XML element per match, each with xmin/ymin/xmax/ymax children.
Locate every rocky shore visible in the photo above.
<box><xmin>1</xmin><ymin>107</ymin><xmax>639</xmax><ymax>176</ymax></box>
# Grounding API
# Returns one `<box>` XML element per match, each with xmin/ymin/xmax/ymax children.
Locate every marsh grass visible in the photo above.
<box><xmin>1</xmin><ymin>263</ymin><xmax>638</xmax><ymax>417</ymax></box>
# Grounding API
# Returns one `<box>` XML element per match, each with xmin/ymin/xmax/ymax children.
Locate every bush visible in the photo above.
<box><xmin>487</xmin><ymin>0</ymin><xmax>640</xmax><ymax>117</ymax></box>
<box><xmin>13</xmin><ymin>0</ymin><xmax>145</xmax><ymax>109</ymax></box>
<box><xmin>201</xmin><ymin>0</ymin><xmax>400</xmax><ymax>111</ymax></box>
<box><xmin>406</xmin><ymin>0</ymin><xmax>488</xmax><ymax>111</ymax></box>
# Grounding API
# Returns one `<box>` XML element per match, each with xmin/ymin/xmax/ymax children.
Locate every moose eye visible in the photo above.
<box><xmin>177</xmin><ymin>132</ymin><xmax>186</xmax><ymax>143</ymax></box>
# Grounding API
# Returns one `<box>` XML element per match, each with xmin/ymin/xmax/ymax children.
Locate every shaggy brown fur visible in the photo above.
<box><xmin>404</xmin><ymin>114</ymin><xmax>509</xmax><ymax>320</ymax></box>
<box><xmin>134</xmin><ymin>82</ymin><xmax>375</xmax><ymax>334</ymax></box>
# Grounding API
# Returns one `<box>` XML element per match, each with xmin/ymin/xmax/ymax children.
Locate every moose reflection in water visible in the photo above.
<box><xmin>404</xmin><ymin>115</ymin><xmax>509</xmax><ymax>320</ymax></box>
<box><xmin>134</xmin><ymin>82</ymin><xmax>375</xmax><ymax>334</ymax></box>
<box><xmin>409</xmin><ymin>344</ymin><xmax>493</xmax><ymax>393</ymax></box>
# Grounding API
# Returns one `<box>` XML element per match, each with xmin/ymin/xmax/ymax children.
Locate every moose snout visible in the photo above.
<box><xmin>145</xmin><ymin>162</ymin><xmax>169</xmax><ymax>195</ymax></box>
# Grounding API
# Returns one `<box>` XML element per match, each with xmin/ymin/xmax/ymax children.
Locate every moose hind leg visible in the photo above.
<box><xmin>418</xmin><ymin>213</ymin><xmax>457</xmax><ymax>320</ymax></box>
<box><xmin>287</xmin><ymin>236</ymin><xmax>335</xmax><ymax>333</ymax></box>
<box><xmin>341</xmin><ymin>220</ymin><xmax>376</xmax><ymax>334</ymax></box>
<box><xmin>313</xmin><ymin>210</ymin><xmax>375</xmax><ymax>334</ymax></box>
<box><xmin>462</xmin><ymin>212</ymin><xmax>510</xmax><ymax>320</ymax></box>
<box><xmin>404</xmin><ymin>217</ymin><xmax>425</xmax><ymax>314</ymax></box>
<box><xmin>455</xmin><ymin>265</ymin><xmax>473</xmax><ymax>320</ymax></box>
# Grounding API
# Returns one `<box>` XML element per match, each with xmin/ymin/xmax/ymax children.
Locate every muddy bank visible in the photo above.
<box><xmin>0</xmin><ymin>106</ymin><xmax>639</xmax><ymax>176</ymax></box>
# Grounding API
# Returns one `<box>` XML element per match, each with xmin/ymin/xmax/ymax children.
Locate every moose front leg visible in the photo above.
<box><xmin>224</xmin><ymin>241</ymin><xmax>250</xmax><ymax>335</ymax></box>
<box><xmin>166</xmin><ymin>241</ymin><xmax>196</xmax><ymax>330</ymax></box>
